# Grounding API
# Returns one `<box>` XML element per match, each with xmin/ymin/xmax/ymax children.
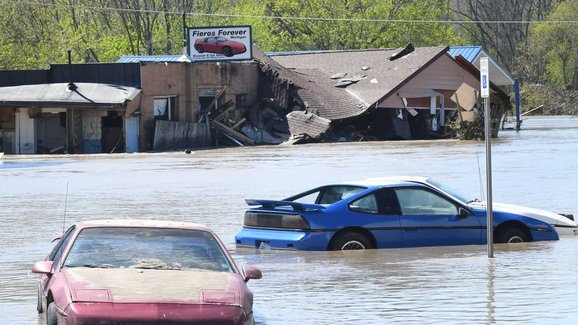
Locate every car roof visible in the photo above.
<box><xmin>75</xmin><ymin>219</ymin><xmax>214</xmax><ymax>232</ymax></box>
<box><xmin>337</xmin><ymin>176</ymin><xmax>429</xmax><ymax>187</ymax></box>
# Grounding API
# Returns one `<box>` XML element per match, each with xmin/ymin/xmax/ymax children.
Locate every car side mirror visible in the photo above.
<box><xmin>459</xmin><ymin>207</ymin><xmax>470</xmax><ymax>218</ymax></box>
<box><xmin>242</xmin><ymin>265</ymin><xmax>262</xmax><ymax>282</ymax></box>
<box><xmin>31</xmin><ymin>261</ymin><xmax>54</xmax><ymax>275</ymax></box>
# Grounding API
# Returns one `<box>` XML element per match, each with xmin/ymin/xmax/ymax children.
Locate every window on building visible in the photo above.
<box><xmin>154</xmin><ymin>97</ymin><xmax>177</xmax><ymax>121</ymax></box>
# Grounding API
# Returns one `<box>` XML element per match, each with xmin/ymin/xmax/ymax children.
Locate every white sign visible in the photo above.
<box><xmin>480</xmin><ymin>57</ymin><xmax>489</xmax><ymax>98</ymax></box>
<box><xmin>188</xmin><ymin>26</ymin><xmax>252</xmax><ymax>62</ymax></box>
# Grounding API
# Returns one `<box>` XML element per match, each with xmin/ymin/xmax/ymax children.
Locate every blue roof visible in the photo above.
<box><xmin>449</xmin><ymin>46</ymin><xmax>514</xmax><ymax>85</ymax></box>
<box><xmin>448</xmin><ymin>46</ymin><xmax>482</xmax><ymax>62</ymax></box>
<box><xmin>117</xmin><ymin>55</ymin><xmax>191</xmax><ymax>63</ymax></box>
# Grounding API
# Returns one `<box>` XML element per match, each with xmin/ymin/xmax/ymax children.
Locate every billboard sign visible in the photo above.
<box><xmin>188</xmin><ymin>25</ymin><xmax>252</xmax><ymax>62</ymax></box>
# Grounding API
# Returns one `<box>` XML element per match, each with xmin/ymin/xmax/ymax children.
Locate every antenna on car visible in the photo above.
<box><xmin>63</xmin><ymin>182</ymin><xmax>69</xmax><ymax>233</ymax></box>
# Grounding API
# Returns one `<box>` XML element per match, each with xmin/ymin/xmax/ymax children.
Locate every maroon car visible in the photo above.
<box><xmin>32</xmin><ymin>220</ymin><xmax>262</xmax><ymax>325</ymax></box>
<box><xmin>194</xmin><ymin>36</ymin><xmax>247</xmax><ymax>57</ymax></box>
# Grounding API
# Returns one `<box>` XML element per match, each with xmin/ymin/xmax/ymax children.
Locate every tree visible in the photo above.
<box><xmin>527</xmin><ymin>0</ymin><xmax>578</xmax><ymax>90</ymax></box>
<box><xmin>451</xmin><ymin>0</ymin><xmax>562</xmax><ymax>72</ymax></box>
<box><xmin>246</xmin><ymin>0</ymin><xmax>463</xmax><ymax>52</ymax></box>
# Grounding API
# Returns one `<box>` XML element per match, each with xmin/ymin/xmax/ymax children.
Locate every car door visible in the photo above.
<box><xmin>394</xmin><ymin>187</ymin><xmax>483</xmax><ymax>247</ymax></box>
<box><xmin>206</xmin><ymin>37</ymin><xmax>220</xmax><ymax>52</ymax></box>
<box><xmin>347</xmin><ymin>188</ymin><xmax>404</xmax><ymax>248</ymax></box>
<box><xmin>202</xmin><ymin>37</ymin><xmax>214</xmax><ymax>52</ymax></box>
<box><xmin>40</xmin><ymin>226</ymin><xmax>76</xmax><ymax>305</ymax></box>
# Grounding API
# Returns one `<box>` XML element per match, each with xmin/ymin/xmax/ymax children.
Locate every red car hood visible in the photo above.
<box><xmin>63</xmin><ymin>268</ymin><xmax>244</xmax><ymax>306</ymax></box>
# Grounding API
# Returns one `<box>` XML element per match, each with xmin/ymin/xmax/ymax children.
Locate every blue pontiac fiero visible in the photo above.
<box><xmin>235</xmin><ymin>177</ymin><xmax>568</xmax><ymax>251</ymax></box>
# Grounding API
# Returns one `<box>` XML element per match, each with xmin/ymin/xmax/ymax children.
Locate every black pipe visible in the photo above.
<box><xmin>67</xmin><ymin>50</ymin><xmax>77</xmax><ymax>91</ymax></box>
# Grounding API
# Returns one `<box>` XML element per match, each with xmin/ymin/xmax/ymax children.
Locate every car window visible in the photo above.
<box><xmin>318</xmin><ymin>186</ymin><xmax>366</xmax><ymax>205</ymax></box>
<box><xmin>375</xmin><ymin>188</ymin><xmax>402</xmax><ymax>215</ymax></box>
<box><xmin>395</xmin><ymin>188</ymin><xmax>458</xmax><ymax>216</ymax></box>
<box><xmin>289</xmin><ymin>186</ymin><xmax>366</xmax><ymax>205</ymax></box>
<box><xmin>49</xmin><ymin>226</ymin><xmax>76</xmax><ymax>268</ymax></box>
<box><xmin>349</xmin><ymin>194</ymin><xmax>379</xmax><ymax>214</ymax></box>
<box><xmin>291</xmin><ymin>191</ymin><xmax>320</xmax><ymax>204</ymax></box>
<box><xmin>63</xmin><ymin>227</ymin><xmax>233</xmax><ymax>272</ymax></box>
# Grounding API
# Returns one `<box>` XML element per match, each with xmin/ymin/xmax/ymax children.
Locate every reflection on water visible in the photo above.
<box><xmin>1</xmin><ymin>116</ymin><xmax>577</xmax><ymax>324</ymax></box>
<box><xmin>0</xmin><ymin>160</ymin><xmax>70</xmax><ymax>169</ymax></box>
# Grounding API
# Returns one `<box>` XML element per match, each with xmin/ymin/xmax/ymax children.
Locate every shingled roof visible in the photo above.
<box><xmin>254</xmin><ymin>47</ymin><xmax>366</xmax><ymax>121</ymax></box>
<box><xmin>270</xmin><ymin>46</ymin><xmax>449</xmax><ymax>119</ymax></box>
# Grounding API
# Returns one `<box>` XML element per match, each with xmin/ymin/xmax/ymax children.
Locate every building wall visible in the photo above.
<box><xmin>138</xmin><ymin>61</ymin><xmax>259</xmax><ymax>151</ymax></box>
<box><xmin>15</xmin><ymin>108</ymin><xmax>35</xmax><ymax>154</ymax></box>
<box><xmin>0</xmin><ymin>109</ymin><xmax>15</xmax><ymax>153</ymax></box>
<box><xmin>81</xmin><ymin>110</ymin><xmax>106</xmax><ymax>153</ymax></box>
<box><xmin>379</xmin><ymin>54</ymin><xmax>480</xmax><ymax>109</ymax></box>
<box><xmin>140</xmin><ymin>62</ymin><xmax>189</xmax><ymax>151</ymax></box>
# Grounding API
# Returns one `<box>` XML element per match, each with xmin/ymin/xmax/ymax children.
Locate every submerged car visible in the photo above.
<box><xmin>194</xmin><ymin>36</ymin><xmax>247</xmax><ymax>57</ymax></box>
<box><xmin>236</xmin><ymin>176</ymin><xmax>577</xmax><ymax>251</ymax></box>
<box><xmin>33</xmin><ymin>220</ymin><xmax>262</xmax><ymax>325</ymax></box>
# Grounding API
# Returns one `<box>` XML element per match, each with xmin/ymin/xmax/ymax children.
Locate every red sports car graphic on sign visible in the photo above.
<box><xmin>194</xmin><ymin>36</ymin><xmax>247</xmax><ymax>57</ymax></box>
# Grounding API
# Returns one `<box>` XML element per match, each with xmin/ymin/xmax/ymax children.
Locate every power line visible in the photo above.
<box><xmin>5</xmin><ymin>0</ymin><xmax>578</xmax><ymax>25</ymax></box>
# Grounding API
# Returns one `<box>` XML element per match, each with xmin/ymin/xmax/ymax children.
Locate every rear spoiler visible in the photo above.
<box><xmin>245</xmin><ymin>199</ymin><xmax>326</xmax><ymax>212</ymax></box>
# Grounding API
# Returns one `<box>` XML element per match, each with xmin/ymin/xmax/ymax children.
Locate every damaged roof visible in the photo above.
<box><xmin>286</xmin><ymin>110</ymin><xmax>332</xmax><ymax>139</ymax></box>
<box><xmin>270</xmin><ymin>46</ymin><xmax>449</xmax><ymax>118</ymax></box>
<box><xmin>290</xmin><ymin>68</ymin><xmax>367</xmax><ymax>120</ymax></box>
<box><xmin>0</xmin><ymin>82</ymin><xmax>141</xmax><ymax>109</ymax></box>
<box><xmin>254</xmin><ymin>47</ymin><xmax>367</xmax><ymax>121</ymax></box>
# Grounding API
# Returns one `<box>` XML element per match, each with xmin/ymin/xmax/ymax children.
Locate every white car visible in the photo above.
<box><xmin>367</xmin><ymin>177</ymin><xmax>578</xmax><ymax>237</ymax></box>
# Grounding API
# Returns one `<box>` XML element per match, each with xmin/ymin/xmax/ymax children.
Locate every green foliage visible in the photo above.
<box><xmin>250</xmin><ymin>0</ymin><xmax>464</xmax><ymax>51</ymax></box>
<box><xmin>451</xmin><ymin>119</ymin><xmax>485</xmax><ymax>140</ymax></box>
<box><xmin>529</xmin><ymin>0</ymin><xmax>578</xmax><ymax>90</ymax></box>
<box><xmin>520</xmin><ymin>84</ymin><xmax>578</xmax><ymax>115</ymax></box>
<box><xmin>0</xmin><ymin>0</ymin><xmax>466</xmax><ymax>69</ymax></box>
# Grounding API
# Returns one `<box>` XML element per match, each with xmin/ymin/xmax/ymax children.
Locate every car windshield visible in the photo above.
<box><xmin>425</xmin><ymin>178</ymin><xmax>477</xmax><ymax>203</ymax></box>
<box><xmin>63</xmin><ymin>227</ymin><xmax>233</xmax><ymax>272</ymax></box>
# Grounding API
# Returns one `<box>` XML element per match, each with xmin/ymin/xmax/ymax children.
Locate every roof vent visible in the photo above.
<box><xmin>389</xmin><ymin>43</ymin><xmax>414</xmax><ymax>61</ymax></box>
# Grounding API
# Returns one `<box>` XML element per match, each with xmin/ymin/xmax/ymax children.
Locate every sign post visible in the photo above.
<box><xmin>480</xmin><ymin>56</ymin><xmax>494</xmax><ymax>258</ymax></box>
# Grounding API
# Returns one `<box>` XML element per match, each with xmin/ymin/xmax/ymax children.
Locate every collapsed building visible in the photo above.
<box><xmin>0</xmin><ymin>45</ymin><xmax>512</xmax><ymax>154</ymax></box>
<box><xmin>254</xmin><ymin>45</ymin><xmax>512</xmax><ymax>144</ymax></box>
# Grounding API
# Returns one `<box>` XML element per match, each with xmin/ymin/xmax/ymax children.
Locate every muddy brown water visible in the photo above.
<box><xmin>1</xmin><ymin>116</ymin><xmax>577</xmax><ymax>324</ymax></box>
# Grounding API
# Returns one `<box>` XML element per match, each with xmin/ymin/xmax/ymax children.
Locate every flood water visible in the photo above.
<box><xmin>1</xmin><ymin>116</ymin><xmax>577</xmax><ymax>324</ymax></box>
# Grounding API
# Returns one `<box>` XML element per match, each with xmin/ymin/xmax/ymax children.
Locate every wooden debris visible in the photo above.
<box><xmin>211</xmin><ymin>120</ymin><xmax>255</xmax><ymax>145</ymax></box>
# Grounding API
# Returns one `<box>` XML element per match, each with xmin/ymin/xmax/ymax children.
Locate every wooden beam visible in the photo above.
<box><xmin>210</xmin><ymin>100</ymin><xmax>235</xmax><ymax>122</ymax></box>
<box><xmin>211</xmin><ymin>120</ymin><xmax>255</xmax><ymax>145</ymax></box>
<box><xmin>206</xmin><ymin>87</ymin><xmax>226</xmax><ymax>112</ymax></box>
<box><xmin>198</xmin><ymin>86</ymin><xmax>226</xmax><ymax>121</ymax></box>
<box><xmin>231</xmin><ymin>117</ymin><xmax>246</xmax><ymax>130</ymax></box>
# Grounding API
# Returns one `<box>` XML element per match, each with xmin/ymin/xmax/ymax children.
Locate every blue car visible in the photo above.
<box><xmin>235</xmin><ymin>177</ymin><xmax>563</xmax><ymax>251</ymax></box>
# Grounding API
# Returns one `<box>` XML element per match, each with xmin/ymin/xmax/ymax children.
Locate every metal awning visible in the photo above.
<box><xmin>0</xmin><ymin>83</ymin><xmax>141</xmax><ymax>109</ymax></box>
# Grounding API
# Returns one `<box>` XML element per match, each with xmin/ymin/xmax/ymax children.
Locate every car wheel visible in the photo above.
<box><xmin>222</xmin><ymin>46</ymin><xmax>233</xmax><ymax>57</ymax></box>
<box><xmin>331</xmin><ymin>232</ymin><xmax>371</xmax><ymax>251</ymax></box>
<box><xmin>36</xmin><ymin>286</ymin><xmax>43</xmax><ymax>314</ymax></box>
<box><xmin>498</xmin><ymin>227</ymin><xmax>528</xmax><ymax>243</ymax></box>
<box><xmin>46</xmin><ymin>302</ymin><xmax>57</xmax><ymax>325</ymax></box>
<box><xmin>195</xmin><ymin>45</ymin><xmax>204</xmax><ymax>53</ymax></box>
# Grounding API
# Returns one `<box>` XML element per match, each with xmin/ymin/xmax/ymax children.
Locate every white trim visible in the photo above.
<box><xmin>474</xmin><ymin>51</ymin><xmax>515</xmax><ymax>85</ymax></box>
